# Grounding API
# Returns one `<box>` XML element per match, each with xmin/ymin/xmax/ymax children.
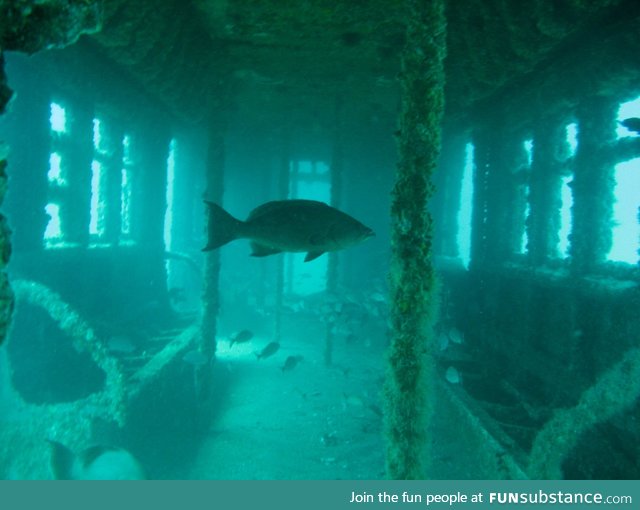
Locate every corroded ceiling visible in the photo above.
<box><xmin>82</xmin><ymin>0</ymin><xmax>638</xmax><ymax>127</ymax></box>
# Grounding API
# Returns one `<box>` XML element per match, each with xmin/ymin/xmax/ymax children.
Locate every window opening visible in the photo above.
<box><xmin>163</xmin><ymin>139</ymin><xmax>177</xmax><ymax>253</ymax></box>
<box><xmin>617</xmin><ymin>96</ymin><xmax>640</xmax><ymax>138</ymax></box>
<box><xmin>519</xmin><ymin>139</ymin><xmax>534</xmax><ymax>254</ymax></box>
<box><xmin>286</xmin><ymin>160</ymin><xmax>330</xmax><ymax>295</ymax></box>
<box><xmin>456</xmin><ymin>143</ymin><xmax>474</xmax><ymax>268</ymax></box>
<box><xmin>557</xmin><ymin>175</ymin><xmax>574</xmax><ymax>258</ymax></box>
<box><xmin>44</xmin><ymin>102</ymin><xmax>69</xmax><ymax>248</ymax></box>
<box><xmin>120</xmin><ymin>135</ymin><xmax>133</xmax><ymax>239</ymax></box>
<box><xmin>608</xmin><ymin>158</ymin><xmax>640</xmax><ymax>264</ymax></box>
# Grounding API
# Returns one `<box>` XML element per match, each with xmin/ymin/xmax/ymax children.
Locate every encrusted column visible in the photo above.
<box><xmin>325</xmin><ymin>97</ymin><xmax>343</xmax><ymax>366</ymax></box>
<box><xmin>434</xmin><ymin>131</ymin><xmax>466</xmax><ymax>257</ymax></box>
<box><xmin>200</xmin><ymin>117</ymin><xmax>226</xmax><ymax>361</ymax></box>
<box><xmin>0</xmin><ymin>55</ymin><xmax>13</xmax><ymax>346</ymax></box>
<box><xmin>469</xmin><ymin>127</ymin><xmax>492</xmax><ymax>269</ymax></box>
<box><xmin>570</xmin><ymin>98</ymin><xmax>617</xmax><ymax>273</ymax></box>
<box><xmin>384</xmin><ymin>0</ymin><xmax>446</xmax><ymax>480</ymax></box>
<box><xmin>100</xmin><ymin>120</ymin><xmax>125</xmax><ymax>245</ymax></box>
<box><xmin>274</xmin><ymin>127</ymin><xmax>289</xmax><ymax>343</ymax></box>
<box><xmin>527</xmin><ymin>118</ymin><xmax>569</xmax><ymax>264</ymax></box>
<box><xmin>63</xmin><ymin>102</ymin><xmax>94</xmax><ymax>246</ymax></box>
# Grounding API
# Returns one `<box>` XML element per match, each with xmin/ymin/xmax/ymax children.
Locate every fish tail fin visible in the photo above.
<box><xmin>202</xmin><ymin>202</ymin><xmax>243</xmax><ymax>251</ymax></box>
<box><xmin>47</xmin><ymin>439</ymin><xmax>75</xmax><ymax>480</ymax></box>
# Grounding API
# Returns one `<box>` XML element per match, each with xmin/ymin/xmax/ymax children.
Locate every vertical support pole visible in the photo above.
<box><xmin>200</xmin><ymin>117</ymin><xmax>226</xmax><ymax>362</ymax></box>
<box><xmin>469</xmin><ymin>123</ymin><xmax>528</xmax><ymax>266</ymax></box>
<box><xmin>325</xmin><ymin>97</ymin><xmax>343</xmax><ymax>366</ymax></box>
<box><xmin>286</xmin><ymin>159</ymin><xmax>298</xmax><ymax>292</ymax></box>
<box><xmin>0</xmin><ymin>54</ymin><xmax>14</xmax><ymax>346</ymax></box>
<box><xmin>134</xmin><ymin>121</ymin><xmax>170</xmax><ymax>251</ymax></box>
<box><xmin>487</xmin><ymin>127</ymin><xmax>528</xmax><ymax>261</ymax></box>
<box><xmin>570</xmin><ymin>97</ymin><xmax>616</xmax><ymax>274</ymax></box>
<box><xmin>469</xmin><ymin>128</ymin><xmax>491</xmax><ymax>269</ymax></box>
<box><xmin>384</xmin><ymin>0</ymin><xmax>446</xmax><ymax>480</ymax></box>
<box><xmin>434</xmin><ymin>132</ymin><xmax>466</xmax><ymax>257</ymax></box>
<box><xmin>528</xmin><ymin>118</ymin><xmax>568</xmax><ymax>264</ymax></box>
<box><xmin>101</xmin><ymin>120</ymin><xmax>125</xmax><ymax>246</ymax></box>
<box><xmin>274</xmin><ymin>127</ymin><xmax>290</xmax><ymax>343</ymax></box>
<box><xmin>131</xmin><ymin>120</ymin><xmax>170</xmax><ymax>317</ymax></box>
<box><xmin>64</xmin><ymin>103</ymin><xmax>93</xmax><ymax>247</ymax></box>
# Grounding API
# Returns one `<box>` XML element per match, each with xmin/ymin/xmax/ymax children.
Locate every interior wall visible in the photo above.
<box><xmin>0</xmin><ymin>50</ymin><xmax>179</xmax><ymax>323</ymax></box>
<box><xmin>435</xmin><ymin>16</ymin><xmax>640</xmax><ymax>477</ymax></box>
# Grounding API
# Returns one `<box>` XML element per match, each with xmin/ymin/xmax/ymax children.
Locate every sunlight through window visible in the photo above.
<box><xmin>163</xmin><ymin>139</ymin><xmax>177</xmax><ymax>252</ymax></box>
<box><xmin>49</xmin><ymin>103</ymin><xmax>66</xmax><ymax>133</ymax></box>
<box><xmin>287</xmin><ymin>161</ymin><xmax>330</xmax><ymax>295</ymax></box>
<box><xmin>121</xmin><ymin>135</ymin><xmax>133</xmax><ymax>240</ymax></box>
<box><xmin>617</xmin><ymin>96</ymin><xmax>640</xmax><ymax>138</ymax></box>
<box><xmin>566</xmin><ymin>123</ymin><xmax>578</xmax><ymax>156</ymax></box>
<box><xmin>557</xmin><ymin>175</ymin><xmax>573</xmax><ymax>258</ymax></box>
<box><xmin>89</xmin><ymin>160</ymin><xmax>106</xmax><ymax>237</ymax></box>
<box><xmin>608</xmin><ymin>158</ymin><xmax>640</xmax><ymax>263</ymax></box>
<box><xmin>524</xmin><ymin>139</ymin><xmax>533</xmax><ymax>166</ymax></box>
<box><xmin>44</xmin><ymin>203</ymin><xmax>62</xmax><ymax>240</ymax></box>
<box><xmin>47</xmin><ymin>152</ymin><xmax>66</xmax><ymax>186</ymax></box>
<box><xmin>457</xmin><ymin>143</ymin><xmax>474</xmax><ymax>268</ymax></box>
<box><xmin>93</xmin><ymin>118</ymin><xmax>104</xmax><ymax>151</ymax></box>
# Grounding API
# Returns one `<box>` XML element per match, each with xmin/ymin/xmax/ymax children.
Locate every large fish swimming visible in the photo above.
<box><xmin>203</xmin><ymin>200</ymin><xmax>374</xmax><ymax>262</ymax></box>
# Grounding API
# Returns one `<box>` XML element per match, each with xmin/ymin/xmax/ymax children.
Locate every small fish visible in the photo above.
<box><xmin>370</xmin><ymin>292</ymin><xmax>386</xmax><ymax>303</ymax></box>
<box><xmin>230</xmin><ymin>329</ymin><xmax>253</xmax><ymax>347</ymax></box>
<box><xmin>438</xmin><ymin>332</ymin><xmax>449</xmax><ymax>351</ymax></box>
<box><xmin>255</xmin><ymin>341</ymin><xmax>280</xmax><ymax>360</ymax></box>
<box><xmin>448</xmin><ymin>328</ymin><xmax>464</xmax><ymax>345</ymax></box>
<box><xmin>203</xmin><ymin>199</ymin><xmax>374</xmax><ymax>262</ymax></box>
<box><xmin>47</xmin><ymin>440</ymin><xmax>145</xmax><ymax>480</ymax></box>
<box><xmin>620</xmin><ymin>117</ymin><xmax>640</xmax><ymax>134</ymax></box>
<box><xmin>281</xmin><ymin>355</ymin><xmax>304</xmax><ymax>372</ymax></box>
<box><xmin>445</xmin><ymin>366</ymin><xmax>462</xmax><ymax>385</ymax></box>
<box><xmin>182</xmin><ymin>349</ymin><xmax>209</xmax><ymax>366</ymax></box>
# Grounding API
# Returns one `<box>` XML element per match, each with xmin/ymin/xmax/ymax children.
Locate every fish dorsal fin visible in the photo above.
<box><xmin>80</xmin><ymin>445</ymin><xmax>119</xmax><ymax>469</ymax></box>
<box><xmin>246</xmin><ymin>200</ymin><xmax>329</xmax><ymax>222</ymax></box>
<box><xmin>250</xmin><ymin>242</ymin><xmax>282</xmax><ymax>257</ymax></box>
<box><xmin>304</xmin><ymin>251</ymin><xmax>324</xmax><ymax>262</ymax></box>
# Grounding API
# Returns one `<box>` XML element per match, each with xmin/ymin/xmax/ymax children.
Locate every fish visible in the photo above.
<box><xmin>445</xmin><ymin>366</ymin><xmax>462</xmax><ymax>385</ymax></box>
<box><xmin>448</xmin><ymin>327</ymin><xmax>464</xmax><ymax>345</ymax></box>
<box><xmin>255</xmin><ymin>341</ymin><xmax>280</xmax><ymax>360</ymax></box>
<box><xmin>47</xmin><ymin>440</ymin><xmax>145</xmax><ymax>480</ymax></box>
<box><xmin>281</xmin><ymin>355</ymin><xmax>304</xmax><ymax>372</ymax></box>
<box><xmin>620</xmin><ymin>117</ymin><xmax>640</xmax><ymax>134</ymax></box>
<box><xmin>203</xmin><ymin>199</ymin><xmax>374</xmax><ymax>262</ymax></box>
<box><xmin>230</xmin><ymin>329</ymin><xmax>253</xmax><ymax>347</ymax></box>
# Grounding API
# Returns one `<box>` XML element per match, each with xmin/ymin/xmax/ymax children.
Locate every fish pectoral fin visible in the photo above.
<box><xmin>304</xmin><ymin>251</ymin><xmax>324</xmax><ymax>262</ymax></box>
<box><xmin>250</xmin><ymin>242</ymin><xmax>282</xmax><ymax>257</ymax></box>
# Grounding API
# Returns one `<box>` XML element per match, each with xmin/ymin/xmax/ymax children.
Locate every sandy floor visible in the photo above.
<box><xmin>187</xmin><ymin>334</ymin><xmax>387</xmax><ymax>479</ymax></box>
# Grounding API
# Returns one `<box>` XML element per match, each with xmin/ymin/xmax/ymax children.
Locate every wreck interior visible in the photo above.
<box><xmin>0</xmin><ymin>0</ymin><xmax>639</xmax><ymax>479</ymax></box>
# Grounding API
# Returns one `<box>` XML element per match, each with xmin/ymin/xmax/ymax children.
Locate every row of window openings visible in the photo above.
<box><xmin>46</xmin><ymin>102</ymin><xmax>639</xmax><ymax>269</ymax></box>
<box><xmin>457</xmin><ymin>97</ymin><xmax>640</xmax><ymax>267</ymax></box>
<box><xmin>46</xmin><ymin>103</ymin><xmax>174</xmax><ymax>249</ymax></box>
